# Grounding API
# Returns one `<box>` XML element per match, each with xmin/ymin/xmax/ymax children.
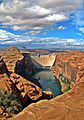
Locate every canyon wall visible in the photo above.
<box><xmin>53</xmin><ymin>51</ymin><xmax>84</xmax><ymax>92</ymax></box>
<box><xmin>0</xmin><ymin>47</ymin><xmax>43</xmax><ymax>102</ymax></box>
<box><xmin>53</xmin><ymin>51</ymin><xmax>84</xmax><ymax>81</ymax></box>
<box><xmin>9</xmin><ymin>50</ymin><xmax>84</xmax><ymax>120</ymax></box>
<box><xmin>0</xmin><ymin>47</ymin><xmax>53</xmax><ymax>119</ymax></box>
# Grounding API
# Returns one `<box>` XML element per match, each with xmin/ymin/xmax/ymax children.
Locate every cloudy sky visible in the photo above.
<box><xmin>0</xmin><ymin>0</ymin><xmax>84</xmax><ymax>50</ymax></box>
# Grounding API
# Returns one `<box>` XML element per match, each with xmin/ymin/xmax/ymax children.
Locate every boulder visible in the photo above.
<box><xmin>10</xmin><ymin>73</ymin><xmax>43</xmax><ymax>102</ymax></box>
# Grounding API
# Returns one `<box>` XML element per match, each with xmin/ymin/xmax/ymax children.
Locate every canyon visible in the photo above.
<box><xmin>0</xmin><ymin>47</ymin><xmax>84</xmax><ymax>120</ymax></box>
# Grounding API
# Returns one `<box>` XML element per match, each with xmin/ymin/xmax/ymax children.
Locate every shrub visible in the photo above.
<box><xmin>0</xmin><ymin>89</ymin><xmax>22</xmax><ymax>115</ymax></box>
<box><xmin>64</xmin><ymin>85</ymin><xmax>71</xmax><ymax>92</ymax></box>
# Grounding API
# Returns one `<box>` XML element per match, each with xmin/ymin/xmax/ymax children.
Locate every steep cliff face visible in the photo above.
<box><xmin>53</xmin><ymin>51</ymin><xmax>84</xmax><ymax>92</ymax></box>
<box><xmin>0</xmin><ymin>47</ymin><xmax>52</xmax><ymax>117</ymax></box>
<box><xmin>0</xmin><ymin>56</ymin><xmax>43</xmax><ymax>119</ymax></box>
<box><xmin>0</xmin><ymin>47</ymin><xmax>36</xmax><ymax>83</ymax></box>
<box><xmin>15</xmin><ymin>53</ymin><xmax>35</xmax><ymax>79</ymax></box>
<box><xmin>0</xmin><ymin>47</ymin><xmax>43</xmax><ymax>103</ymax></box>
<box><xmin>0</xmin><ymin>57</ymin><xmax>12</xmax><ymax>92</ymax></box>
<box><xmin>9</xmin><ymin>51</ymin><xmax>84</xmax><ymax>120</ymax></box>
<box><xmin>0</xmin><ymin>47</ymin><xmax>23</xmax><ymax>73</ymax></box>
<box><xmin>53</xmin><ymin>51</ymin><xmax>84</xmax><ymax>81</ymax></box>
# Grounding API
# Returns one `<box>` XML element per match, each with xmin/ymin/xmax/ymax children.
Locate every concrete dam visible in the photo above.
<box><xmin>31</xmin><ymin>54</ymin><xmax>56</xmax><ymax>69</ymax></box>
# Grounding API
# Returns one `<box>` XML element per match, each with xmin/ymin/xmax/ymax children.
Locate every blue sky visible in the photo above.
<box><xmin>0</xmin><ymin>0</ymin><xmax>84</xmax><ymax>50</ymax></box>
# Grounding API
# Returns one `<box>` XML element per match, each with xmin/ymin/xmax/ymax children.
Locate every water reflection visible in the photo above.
<box><xmin>33</xmin><ymin>70</ymin><xmax>62</xmax><ymax>97</ymax></box>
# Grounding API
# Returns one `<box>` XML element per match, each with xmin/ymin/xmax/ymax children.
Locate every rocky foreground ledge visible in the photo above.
<box><xmin>9</xmin><ymin>50</ymin><xmax>84</xmax><ymax>120</ymax></box>
<box><xmin>0</xmin><ymin>47</ymin><xmax>42</xmax><ymax>101</ymax></box>
<box><xmin>0</xmin><ymin>47</ymin><xmax>52</xmax><ymax>119</ymax></box>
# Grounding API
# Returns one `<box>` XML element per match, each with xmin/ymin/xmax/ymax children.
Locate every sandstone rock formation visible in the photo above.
<box><xmin>0</xmin><ymin>57</ymin><xmax>11</xmax><ymax>92</ymax></box>
<box><xmin>0</xmin><ymin>46</ymin><xmax>44</xmax><ymax>100</ymax></box>
<box><xmin>10</xmin><ymin>73</ymin><xmax>42</xmax><ymax>101</ymax></box>
<box><xmin>53</xmin><ymin>51</ymin><xmax>84</xmax><ymax>92</ymax></box>
<box><xmin>0</xmin><ymin>47</ymin><xmax>23</xmax><ymax>73</ymax></box>
<box><xmin>8</xmin><ymin>50</ymin><xmax>84</xmax><ymax>120</ymax></box>
<box><xmin>9</xmin><ymin>81</ymin><xmax>84</xmax><ymax>120</ymax></box>
<box><xmin>53</xmin><ymin>51</ymin><xmax>84</xmax><ymax>81</ymax></box>
<box><xmin>0</xmin><ymin>47</ymin><xmax>53</xmax><ymax>120</ymax></box>
<box><xmin>7</xmin><ymin>46</ymin><xmax>20</xmax><ymax>52</ymax></box>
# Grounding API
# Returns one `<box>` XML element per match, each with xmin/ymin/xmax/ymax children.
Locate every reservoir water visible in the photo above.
<box><xmin>33</xmin><ymin>70</ymin><xmax>62</xmax><ymax>97</ymax></box>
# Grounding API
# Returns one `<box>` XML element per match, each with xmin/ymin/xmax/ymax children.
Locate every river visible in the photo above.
<box><xmin>33</xmin><ymin>69</ymin><xmax>62</xmax><ymax>97</ymax></box>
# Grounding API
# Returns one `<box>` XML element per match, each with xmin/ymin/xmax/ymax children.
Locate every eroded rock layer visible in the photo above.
<box><xmin>0</xmin><ymin>47</ymin><xmax>50</xmax><ymax>109</ymax></box>
<box><xmin>9</xmin><ymin>51</ymin><xmax>84</xmax><ymax>120</ymax></box>
<box><xmin>53</xmin><ymin>51</ymin><xmax>84</xmax><ymax>82</ymax></box>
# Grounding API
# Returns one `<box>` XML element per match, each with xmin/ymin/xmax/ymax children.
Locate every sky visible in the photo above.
<box><xmin>0</xmin><ymin>0</ymin><xmax>84</xmax><ymax>50</ymax></box>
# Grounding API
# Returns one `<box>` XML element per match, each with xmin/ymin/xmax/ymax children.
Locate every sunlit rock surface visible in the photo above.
<box><xmin>53</xmin><ymin>51</ymin><xmax>84</xmax><ymax>81</ymax></box>
<box><xmin>9</xmin><ymin>51</ymin><xmax>84</xmax><ymax>120</ymax></box>
<box><xmin>0</xmin><ymin>47</ymin><xmax>49</xmax><ymax>109</ymax></box>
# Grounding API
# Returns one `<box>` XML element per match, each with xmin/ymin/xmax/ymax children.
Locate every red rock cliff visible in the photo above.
<box><xmin>53</xmin><ymin>51</ymin><xmax>84</xmax><ymax>82</ymax></box>
<box><xmin>0</xmin><ymin>47</ymin><xmax>51</xmax><ymax>108</ymax></box>
<box><xmin>0</xmin><ymin>47</ymin><xmax>52</xmax><ymax>120</ymax></box>
<box><xmin>9</xmin><ymin>51</ymin><xmax>84</xmax><ymax>120</ymax></box>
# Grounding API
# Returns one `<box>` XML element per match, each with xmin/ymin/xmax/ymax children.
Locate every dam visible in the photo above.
<box><xmin>31</xmin><ymin>54</ymin><xmax>56</xmax><ymax>69</ymax></box>
<box><xmin>30</xmin><ymin>53</ymin><xmax>62</xmax><ymax>97</ymax></box>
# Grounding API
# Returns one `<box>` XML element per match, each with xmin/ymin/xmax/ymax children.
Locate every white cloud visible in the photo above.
<box><xmin>79</xmin><ymin>27</ymin><xmax>84</xmax><ymax>33</ymax></box>
<box><xmin>0</xmin><ymin>29</ymin><xmax>33</xmax><ymax>45</ymax></box>
<box><xmin>57</xmin><ymin>26</ymin><xmax>66</xmax><ymax>30</ymax></box>
<box><xmin>0</xmin><ymin>29</ymin><xmax>84</xmax><ymax>50</ymax></box>
<box><xmin>27</xmin><ymin>30</ymin><xmax>41</xmax><ymax>35</ymax></box>
<box><xmin>73</xmin><ymin>1</ymin><xmax>84</xmax><ymax>33</ymax></box>
<box><xmin>28</xmin><ymin>6</ymin><xmax>51</xmax><ymax>16</ymax></box>
<box><xmin>45</xmin><ymin>14</ymin><xmax>67</xmax><ymax>22</ymax></box>
<box><xmin>0</xmin><ymin>0</ymin><xmax>83</xmax><ymax>31</ymax></box>
<box><xmin>0</xmin><ymin>29</ymin><xmax>14</xmax><ymax>39</ymax></box>
<box><xmin>66</xmin><ymin>39</ymin><xmax>75</xmax><ymax>43</ymax></box>
<box><xmin>0</xmin><ymin>1</ymin><xmax>83</xmax><ymax>50</ymax></box>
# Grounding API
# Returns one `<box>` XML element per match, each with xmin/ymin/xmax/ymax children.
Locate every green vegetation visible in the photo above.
<box><xmin>0</xmin><ymin>89</ymin><xmax>22</xmax><ymax>116</ymax></box>
<box><xmin>58</xmin><ymin>74</ymin><xmax>71</xmax><ymax>92</ymax></box>
<box><xmin>64</xmin><ymin>85</ymin><xmax>71</xmax><ymax>92</ymax></box>
<box><xmin>58</xmin><ymin>74</ymin><xmax>68</xmax><ymax>84</ymax></box>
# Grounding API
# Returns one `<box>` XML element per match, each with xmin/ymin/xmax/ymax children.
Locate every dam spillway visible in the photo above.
<box><xmin>31</xmin><ymin>54</ymin><xmax>56</xmax><ymax>69</ymax></box>
<box><xmin>25</xmin><ymin>53</ymin><xmax>62</xmax><ymax>97</ymax></box>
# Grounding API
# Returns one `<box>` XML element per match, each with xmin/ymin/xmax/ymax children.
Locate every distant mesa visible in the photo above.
<box><xmin>7</xmin><ymin>46</ymin><xmax>20</xmax><ymax>52</ymax></box>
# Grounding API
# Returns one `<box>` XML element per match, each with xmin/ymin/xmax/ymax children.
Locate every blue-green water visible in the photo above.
<box><xmin>33</xmin><ymin>70</ymin><xmax>62</xmax><ymax>97</ymax></box>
